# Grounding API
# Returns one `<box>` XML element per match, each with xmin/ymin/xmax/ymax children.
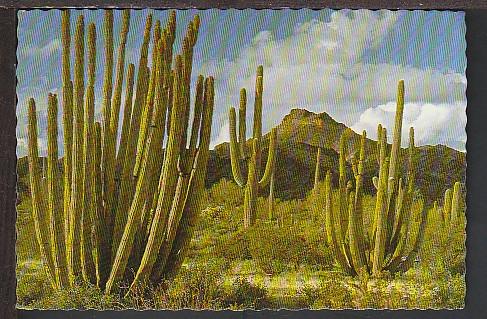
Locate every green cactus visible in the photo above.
<box><xmin>442</xmin><ymin>182</ymin><xmax>462</xmax><ymax>232</ymax></box>
<box><xmin>80</xmin><ymin>23</ymin><xmax>97</xmax><ymax>284</ymax></box>
<box><xmin>111</xmin><ymin>13</ymin><xmax>152</xmax><ymax>259</ymax></box>
<box><xmin>313</xmin><ymin>147</ymin><xmax>321</xmax><ymax>196</ymax></box>
<box><xmin>268</xmin><ymin>168</ymin><xmax>275</xmax><ymax>221</ymax></box>
<box><xmin>115</xmin><ymin>63</ymin><xmax>135</xmax><ymax>182</ymax></box>
<box><xmin>443</xmin><ymin>188</ymin><xmax>453</xmax><ymax>227</ymax></box>
<box><xmin>229</xmin><ymin>67</ymin><xmax>278</xmax><ymax>227</ymax></box>
<box><xmin>61</xmin><ymin>11</ymin><xmax>73</xmax><ymax>247</ymax></box>
<box><xmin>102</xmin><ymin>10</ymin><xmax>131</xmax><ymax>258</ymax></box>
<box><xmin>450</xmin><ymin>182</ymin><xmax>462</xmax><ymax>227</ymax></box>
<box><xmin>46</xmin><ymin>94</ymin><xmax>69</xmax><ymax>288</ymax></box>
<box><xmin>324</xmin><ymin>80</ymin><xmax>437</xmax><ymax>276</ymax></box>
<box><xmin>26</xmin><ymin>10</ymin><xmax>215</xmax><ymax>296</ymax></box>
<box><xmin>101</xmin><ymin>10</ymin><xmax>114</xmax><ymax>192</ymax></box>
<box><xmin>67</xmin><ymin>14</ymin><xmax>85</xmax><ymax>282</ymax></box>
<box><xmin>27</xmin><ymin>98</ymin><xmax>57</xmax><ymax>288</ymax></box>
<box><xmin>125</xmin><ymin>18</ymin><xmax>214</xmax><ymax>291</ymax></box>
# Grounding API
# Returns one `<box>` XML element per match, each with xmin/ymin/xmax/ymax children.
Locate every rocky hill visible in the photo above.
<box><xmin>208</xmin><ymin>108</ymin><xmax>466</xmax><ymax>201</ymax></box>
<box><xmin>17</xmin><ymin>108</ymin><xmax>466</xmax><ymax>202</ymax></box>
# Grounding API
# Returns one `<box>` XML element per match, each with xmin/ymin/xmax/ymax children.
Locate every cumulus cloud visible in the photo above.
<box><xmin>17</xmin><ymin>10</ymin><xmax>466</xmax><ymax>155</ymax></box>
<box><xmin>20</xmin><ymin>38</ymin><xmax>61</xmax><ymax>59</ymax></box>
<box><xmin>210</xmin><ymin>120</ymin><xmax>230</xmax><ymax>149</ymax></box>
<box><xmin>351</xmin><ymin>101</ymin><xmax>467</xmax><ymax>151</ymax></box>
<box><xmin>202</xmin><ymin>10</ymin><xmax>466</xmax><ymax>151</ymax></box>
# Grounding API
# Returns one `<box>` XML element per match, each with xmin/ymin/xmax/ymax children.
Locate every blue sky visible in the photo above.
<box><xmin>16</xmin><ymin>9</ymin><xmax>466</xmax><ymax>155</ymax></box>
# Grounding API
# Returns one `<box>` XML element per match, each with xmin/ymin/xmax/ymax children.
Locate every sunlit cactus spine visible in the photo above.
<box><xmin>229</xmin><ymin>67</ymin><xmax>278</xmax><ymax>228</ymax></box>
<box><xmin>80</xmin><ymin>22</ymin><xmax>97</xmax><ymax>284</ymax></box>
<box><xmin>102</xmin><ymin>10</ymin><xmax>131</xmax><ymax>261</ymax></box>
<box><xmin>313</xmin><ymin>147</ymin><xmax>321</xmax><ymax>196</ymax></box>
<box><xmin>26</xmin><ymin>10</ymin><xmax>215</xmax><ymax>296</ymax></box>
<box><xmin>46</xmin><ymin>93</ymin><xmax>69</xmax><ymax>289</ymax></box>
<box><xmin>67</xmin><ymin>14</ymin><xmax>85</xmax><ymax>282</ymax></box>
<box><xmin>268</xmin><ymin>168</ymin><xmax>276</xmax><ymax>220</ymax></box>
<box><xmin>61</xmin><ymin>10</ymin><xmax>73</xmax><ymax>250</ymax></box>
<box><xmin>324</xmin><ymin>80</ymin><xmax>436</xmax><ymax>276</ymax></box>
<box><xmin>442</xmin><ymin>181</ymin><xmax>462</xmax><ymax>232</ymax></box>
<box><xmin>111</xmin><ymin>12</ymin><xmax>153</xmax><ymax>261</ymax></box>
<box><xmin>27</xmin><ymin>98</ymin><xmax>57</xmax><ymax>288</ymax></box>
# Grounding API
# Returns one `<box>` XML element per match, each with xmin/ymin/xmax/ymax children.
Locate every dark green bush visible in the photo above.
<box><xmin>300</xmin><ymin>276</ymin><xmax>354</xmax><ymax>309</ymax></box>
<box><xmin>213</xmin><ymin>229</ymin><xmax>251</xmax><ymax>261</ymax></box>
<box><xmin>17</xmin><ymin>261</ymin><xmax>53</xmax><ymax>307</ymax></box>
<box><xmin>224</xmin><ymin>277</ymin><xmax>268</xmax><ymax>309</ymax></box>
<box><xmin>207</xmin><ymin>178</ymin><xmax>245</xmax><ymax>208</ymax></box>
<box><xmin>421</xmin><ymin>201</ymin><xmax>466</xmax><ymax>276</ymax></box>
<box><xmin>247</xmin><ymin>224</ymin><xmax>307</xmax><ymax>274</ymax></box>
<box><xmin>151</xmin><ymin>260</ymin><xmax>227</xmax><ymax>310</ymax></box>
<box><xmin>28</xmin><ymin>281</ymin><xmax>119</xmax><ymax>309</ymax></box>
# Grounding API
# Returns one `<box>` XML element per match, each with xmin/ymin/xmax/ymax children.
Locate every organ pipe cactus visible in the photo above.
<box><xmin>443</xmin><ymin>182</ymin><xmax>462</xmax><ymax>232</ymax></box>
<box><xmin>28</xmin><ymin>98</ymin><xmax>57</xmax><ymax>288</ymax></box>
<box><xmin>46</xmin><ymin>94</ymin><xmax>69</xmax><ymax>289</ymax></box>
<box><xmin>324</xmin><ymin>80</ymin><xmax>436</xmax><ymax>276</ymax></box>
<box><xmin>229</xmin><ymin>67</ymin><xmax>278</xmax><ymax>227</ymax></box>
<box><xmin>26</xmin><ymin>10</ymin><xmax>215</xmax><ymax>295</ymax></box>
<box><xmin>313</xmin><ymin>147</ymin><xmax>321</xmax><ymax>196</ymax></box>
<box><xmin>268</xmin><ymin>168</ymin><xmax>275</xmax><ymax>220</ymax></box>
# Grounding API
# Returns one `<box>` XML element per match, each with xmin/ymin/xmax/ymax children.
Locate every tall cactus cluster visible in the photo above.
<box><xmin>26</xmin><ymin>9</ymin><xmax>215</xmax><ymax>294</ymax></box>
<box><xmin>441</xmin><ymin>182</ymin><xmax>462</xmax><ymax>232</ymax></box>
<box><xmin>324</xmin><ymin>80</ymin><xmax>434</xmax><ymax>276</ymax></box>
<box><xmin>228</xmin><ymin>66</ymin><xmax>277</xmax><ymax>227</ymax></box>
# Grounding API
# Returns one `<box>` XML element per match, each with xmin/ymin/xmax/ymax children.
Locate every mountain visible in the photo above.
<box><xmin>17</xmin><ymin>108</ymin><xmax>466</xmax><ymax>202</ymax></box>
<box><xmin>208</xmin><ymin>108</ymin><xmax>466</xmax><ymax>201</ymax></box>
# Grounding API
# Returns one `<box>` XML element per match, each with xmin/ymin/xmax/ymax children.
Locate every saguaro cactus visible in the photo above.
<box><xmin>229</xmin><ymin>67</ymin><xmax>277</xmax><ymax>227</ymax></box>
<box><xmin>324</xmin><ymin>80</ymin><xmax>438</xmax><ymax>276</ymax></box>
<box><xmin>313</xmin><ymin>147</ymin><xmax>322</xmax><ymax>196</ymax></box>
<box><xmin>268</xmin><ymin>168</ymin><xmax>275</xmax><ymax>220</ymax></box>
<box><xmin>26</xmin><ymin>10</ymin><xmax>215</xmax><ymax>295</ymax></box>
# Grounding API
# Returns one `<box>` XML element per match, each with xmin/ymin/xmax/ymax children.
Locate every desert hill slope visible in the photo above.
<box><xmin>17</xmin><ymin>108</ymin><xmax>466</xmax><ymax>202</ymax></box>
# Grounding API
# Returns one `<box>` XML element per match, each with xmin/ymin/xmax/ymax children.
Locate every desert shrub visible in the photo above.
<box><xmin>200</xmin><ymin>204</ymin><xmax>226</xmax><ymax>221</ymax></box>
<box><xmin>434</xmin><ymin>273</ymin><xmax>465</xmax><ymax>309</ymax></box>
<box><xmin>396</xmin><ymin>265</ymin><xmax>465</xmax><ymax>309</ymax></box>
<box><xmin>246</xmin><ymin>224</ymin><xmax>308</xmax><ymax>274</ymax></box>
<box><xmin>421</xmin><ymin>200</ymin><xmax>466</xmax><ymax>276</ymax></box>
<box><xmin>151</xmin><ymin>260</ymin><xmax>227</xmax><ymax>310</ymax></box>
<box><xmin>17</xmin><ymin>261</ymin><xmax>53</xmax><ymax>307</ymax></box>
<box><xmin>17</xmin><ymin>258</ymin><xmax>119</xmax><ymax>309</ymax></box>
<box><xmin>28</xmin><ymin>281</ymin><xmax>119</xmax><ymax>310</ymax></box>
<box><xmin>224</xmin><ymin>277</ymin><xmax>268</xmax><ymax>309</ymax></box>
<box><xmin>300</xmin><ymin>275</ymin><xmax>354</xmax><ymax>309</ymax></box>
<box><xmin>16</xmin><ymin>199</ymin><xmax>41</xmax><ymax>262</ymax></box>
<box><xmin>207</xmin><ymin>178</ymin><xmax>245</xmax><ymax>208</ymax></box>
<box><xmin>298</xmin><ymin>265</ymin><xmax>466</xmax><ymax>310</ymax></box>
<box><xmin>213</xmin><ymin>228</ymin><xmax>251</xmax><ymax>261</ymax></box>
<box><xmin>346</xmin><ymin>267</ymin><xmax>465</xmax><ymax>309</ymax></box>
<box><xmin>298</xmin><ymin>225</ymin><xmax>334</xmax><ymax>270</ymax></box>
<box><xmin>272</xmin><ymin>199</ymin><xmax>304</xmax><ymax>226</ymax></box>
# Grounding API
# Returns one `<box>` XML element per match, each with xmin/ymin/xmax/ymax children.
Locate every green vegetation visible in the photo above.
<box><xmin>17</xmin><ymin>9</ymin><xmax>465</xmax><ymax>310</ymax></box>
<box><xmin>24</xmin><ymin>10</ymin><xmax>215</xmax><ymax>295</ymax></box>
<box><xmin>323</xmin><ymin>80</ymin><xmax>433</xmax><ymax>276</ymax></box>
<box><xmin>228</xmin><ymin>67</ymin><xmax>277</xmax><ymax>227</ymax></box>
<box><xmin>17</xmin><ymin>177</ymin><xmax>466</xmax><ymax>309</ymax></box>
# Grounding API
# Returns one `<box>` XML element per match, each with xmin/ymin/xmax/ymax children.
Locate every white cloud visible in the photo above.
<box><xmin>210</xmin><ymin>120</ymin><xmax>230</xmax><ymax>149</ymax></box>
<box><xmin>351</xmin><ymin>101</ymin><xmax>467</xmax><ymax>151</ymax></box>
<box><xmin>20</xmin><ymin>38</ymin><xmax>61</xmax><ymax>58</ymax></box>
<box><xmin>196</xmin><ymin>10</ymin><xmax>466</xmax><ymax>151</ymax></box>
